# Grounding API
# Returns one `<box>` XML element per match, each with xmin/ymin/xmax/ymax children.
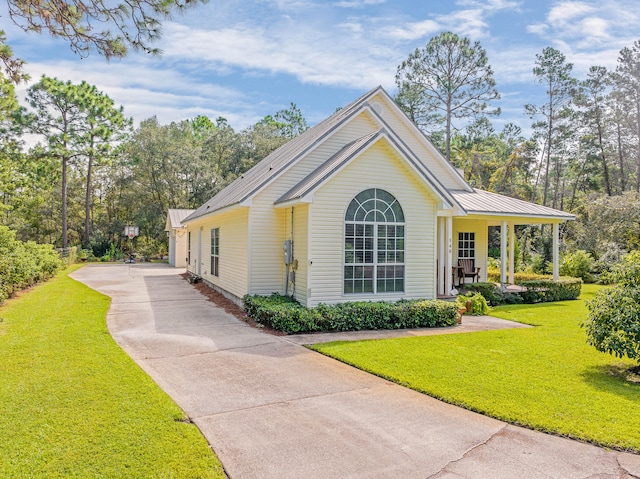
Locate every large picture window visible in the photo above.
<box><xmin>344</xmin><ymin>189</ymin><xmax>405</xmax><ymax>294</ymax></box>
<box><xmin>210</xmin><ymin>228</ymin><xmax>219</xmax><ymax>277</ymax></box>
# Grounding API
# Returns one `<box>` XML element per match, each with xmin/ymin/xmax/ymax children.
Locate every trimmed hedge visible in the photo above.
<box><xmin>242</xmin><ymin>294</ymin><xmax>459</xmax><ymax>334</ymax></box>
<box><xmin>0</xmin><ymin>226</ymin><xmax>65</xmax><ymax>304</ymax></box>
<box><xmin>518</xmin><ymin>278</ymin><xmax>583</xmax><ymax>303</ymax></box>
<box><xmin>487</xmin><ymin>269</ymin><xmax>552</xmax><ymax>283</ymax></box>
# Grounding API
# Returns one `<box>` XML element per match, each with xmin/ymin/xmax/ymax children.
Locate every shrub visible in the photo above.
<box><xmin>456</xmin><ymin>292</ymin><xmax>490</xmax><ymax>315</ymax></box>
<box><xmin>487</xmin><ymin>270</ymin><xmax>552</xmax><ymax>283</ymax></box>
<box><xmin>242</xmin><ymin>294</ymin><xmax>458</xmax><ymax>334</ymax></box>
<box><xmin>0</xmin><ymin>226</ymin><xmax>64</xmax><ymax>304</ymax></box>
<box><xmin>560</xmin><ymin>250</ymin><xmax>595</xmax><ymax>283</ymax></box>
<box><xmin>518</xmin><ymin>278</ymin><xmax>582</xmax><ymax>303</ymax></box>
<box><xmin>465</xmin><ymin>282</ymin><xmax>502</xmax><ymax>306</ymax></box>
<box><xmin>583</xmin><ymin>251</ymin><xmax>640</xmax><ymax>364</ymax></box>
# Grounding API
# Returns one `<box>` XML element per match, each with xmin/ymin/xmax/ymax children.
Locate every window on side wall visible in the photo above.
<box><xmin>210</xmin><ymin>228</ymin><xmax>219</xmax><ymax>277</ymax></box>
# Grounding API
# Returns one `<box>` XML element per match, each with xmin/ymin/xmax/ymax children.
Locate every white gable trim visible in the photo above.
<box><xmin>367</xmin><ymin>90</ymin><xmax>472</xmax><ymax>192</ymax></box>
<box><xmin>275</xmin><ymin>129</ymin><xmax>457</xmax><ymax>211</ymax></box>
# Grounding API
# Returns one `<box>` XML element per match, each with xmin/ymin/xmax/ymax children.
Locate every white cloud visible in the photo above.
<box><xmin>160</xmin><ymin>22</ymin><xmax>397</xmax><ymax>90</ymax></box>
<box><xmin>17</xmin><ymin>59</ymin><xmax>262</xmax><ymax>128</ymax></box>
<box><xmin>333</xmin><ymin>0</ymin><xmax>386</xmax><ymax>7</ymax></box>
<box><xmin>527</xmin><ymin>0</ymin><xmax>640</xmax><ymax>51</ymax></box>
<box><xmin>383</xmin><ymin>19</ymin><xmax>441</xmax><ymax>41</ymax></box>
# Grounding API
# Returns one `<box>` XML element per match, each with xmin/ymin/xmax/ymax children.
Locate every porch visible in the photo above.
<box><xmin>436</xmin><ymin>215</ymin><xmax>563</xmax><ymax>297</ymax></box>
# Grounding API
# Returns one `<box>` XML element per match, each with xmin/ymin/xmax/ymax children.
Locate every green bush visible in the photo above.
<box><xmin>487</xmin><ymin>270</ymin><xmax>552</xmax><ymax>283</ymax></box>
<box><xmin>465</xmin><ymin>282</ymin><xmax>503</xmax><ymax>306</ymax></box>
<box><xmin>583</xmin><ymin>251</ymin><xmax>640</xmax><ymax>364</ymax></box>
<box><xmin>518</xmin><ymin>278</ymin><xmax>582</xmax><ymax>303</ymax></box>
<box><xmin>560</xmin><ymin>250</ymin><xmax>595</xmax><ymax>283</ymax></box>
<box><xmin>242</xmin><ymin>294</ymin><xmax>459</xmax><ymax>334</ymax></box>
<box><xmin>0</xmin><ymin>226</ymin><xmax>64</xmax><ymax>304</ymax></box>
<box><xmin>456</xmin><ymin>292</ymin><xmax>490</xmax><ymax>315</ymax></box>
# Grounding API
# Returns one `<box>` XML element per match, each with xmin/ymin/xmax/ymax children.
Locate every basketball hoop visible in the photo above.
<box><xmin>123</xmin><ymin>226</ymin><xmax>139</xmax><ymax>239</ymax></box>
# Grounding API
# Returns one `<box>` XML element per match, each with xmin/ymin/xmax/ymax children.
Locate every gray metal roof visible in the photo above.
<box><xmin>276</xmin><ymin>130</ymin><xmax>380</xmax><ymax>204</ymax></box>
<box><xmin>183</xmin><ymin>86</ymin><xmax>385</xmax><ymax>223</ymax></box>
<box><xmin>166</xmin><ymin>209</ymin><xmax>195</xmax><ymax>230</ymax></box>
<box><xmin>451</xmin><ymin>189</ymin><xmax>575</xmax><ymax>220</ymax></box>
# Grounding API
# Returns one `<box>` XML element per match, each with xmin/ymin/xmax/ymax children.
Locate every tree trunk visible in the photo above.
<box><xmin>617</xmin><ymin>121</ymin><xmax>626</xmax><ymax>192</ymax></box>
<box><xmin>61</xmin><ymin>156</ymin><xmax>68</xmax><ymax>249</ymax></box>
<box><xmin>84</xmin><ymin>153</ymin><xmax>94</xmax><ymax>248</ymax></box>
<box><xmin>636</xmin><ymin>101</ymin><xmax>640</xmax><ymax>192</ymax></box>
<box><xmin>596</xmin><ymin>121</ymin><xmax>612</xmax><ymax>196</ymax></box>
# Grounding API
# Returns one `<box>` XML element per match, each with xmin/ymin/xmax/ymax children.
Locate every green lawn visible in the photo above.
<box><xmin>311</xmin><ymin>284</ymin><xmax>640</xmax><ymax>452</ymax></box>
<box><xmin>0</xmin><ymin>266</ymin><xmax>225</xmax><ymax>478</ymax></box>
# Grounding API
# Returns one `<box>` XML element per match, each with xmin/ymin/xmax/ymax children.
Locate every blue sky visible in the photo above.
<box><xmin>4</xmin><ymin>0</ymin><xmax>640</xmax><ymax>135</ymax></box>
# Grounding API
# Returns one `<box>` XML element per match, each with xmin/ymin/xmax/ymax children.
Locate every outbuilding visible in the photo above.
<box><xmin>165</xmin><ymin>209</ymin><xmax>194</xmax><ymax>268</ymax></box>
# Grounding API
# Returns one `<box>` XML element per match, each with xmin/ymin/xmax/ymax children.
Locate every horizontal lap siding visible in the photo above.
<box><xmin>248</xmin><ymin>202</ymin><xmax>287</xmax><ymax>295</ymax></box>
<box><xmin>309</xmin><ymin>141</ymin><xmax>437</xmax><ymax>306</ymax></box>
<box><xmin>292</xmin><ymin>204</ymin><xmax>308</xmax><ymax>305</ymax></box>
<box><xmin>187</xmin><ymin>209</ymin><xmax>249</xmax><ymax>299</ymax></box>
<box><xmin>248</xmin><ymin>113</ymin><xmax>378</xmax><ymax>297</ymax></box>
<box><xmin>453</xmin><ymin>219</ymin><xmax>488</xmax><ymax>282</ymax></box>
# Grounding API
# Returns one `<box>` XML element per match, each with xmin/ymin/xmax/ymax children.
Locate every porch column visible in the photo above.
<box><xmin>446</xmin><ymin>216</ymin><xmax>453</xmax><ymax>295</ymax></box>
<box><xmin>438</xmin><ymin>217</ymin><xmax>445</xmax><ymax>296</ymax></box>
<box><xmin>500</xmin><ymin>220</ymin><xmax>507</xmax><ymax>285</ymax></box>
<box><xmin>508</xmin><ymin>221</ymin><xmax>515</xmax><ymax>285</ymax></box>
<box><xmin>552</xmin><ymin>222</ymin><xmax>559</xmax><ymax>280</ymax></box>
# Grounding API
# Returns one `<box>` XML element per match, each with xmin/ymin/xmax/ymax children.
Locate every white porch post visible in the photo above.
<box><xmin>500</xmin><ymin>220</ymin><xmax>507</xmax><ymax>285</ymax></box>
<box><xmin>446</xmin><ymin>216</ymin><xmax>453</xmax><ymax>295</ymax></box>
<box><xmin>553</xmin><ymin>222</ymin><xmax>560</xmax><ymax>280</ymax></box>
<box><xmin>508</xmin><ymin>221</ymin><xmax>515</xmax><ymax>285</ymax></box>
<box><xmin>438</xmin><ymin>217</ymin><xmax>445</xmax><ymax>296</ymax></box>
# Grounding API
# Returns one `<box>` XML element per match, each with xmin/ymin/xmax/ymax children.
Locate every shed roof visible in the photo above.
<box><xmin>165</xmin><ymin>209</ymin><xmax>195</xmax><ymax>230</ymax></box>
<box><xmin>451</xmin><ymin>189</ymin><xmax>575</xmax><ymax>221</ymax></box>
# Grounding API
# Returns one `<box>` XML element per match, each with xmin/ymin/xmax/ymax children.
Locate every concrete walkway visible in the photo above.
<box><xmin>71</xmin><ymin>263</ymin><xmax>640</xmax><ymax>479</ymax></box>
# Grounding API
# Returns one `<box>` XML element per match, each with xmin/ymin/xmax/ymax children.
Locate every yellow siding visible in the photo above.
<box><xmin>185</xmin><ymin>208</ymin><xmax>249</xmax><ymax>299</ymax></box>
<box><xmin>369</xmin><ymin>92</ymin><xmax>466</xmax><ymax>191</ymax></box>
<box><xmin>248</xmin><ymin>112</ymin><xmax>379</xmax><ymax>297</ymax></box>
<box><xmin>308</xmin><ymin>140</ymin><xmax>438</xmax><ymax>306</ymax></box>
<box><xmin>453</xmin><ymin>219</ymin><xmax>488</xmax><ymax>282</ymax></box>
<box><xmin>247</xmin><ymin>201</ymin><xmax>287</xmax><ymax>295</ymax></box>
<box><xmin>292</xmin><ymin>204</ymin><xmax>309</xmax><ymax>305</ymax></box>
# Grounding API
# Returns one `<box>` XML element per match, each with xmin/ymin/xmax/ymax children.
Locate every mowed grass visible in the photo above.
<box><xmin>0</xmin><ymin>266</ymin><xmax>225</xmax><ymax>478</ymax></box>
<box><xmin>311</xmin><ymin>284</ymin><xmax>640</xmax><ymax>452</ymax></box>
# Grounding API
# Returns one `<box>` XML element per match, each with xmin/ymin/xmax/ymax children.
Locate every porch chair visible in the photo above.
<box><xmin>458</xmin><ymin>258</ymin><xmax>480</xmax><ymax>285</ymax></box>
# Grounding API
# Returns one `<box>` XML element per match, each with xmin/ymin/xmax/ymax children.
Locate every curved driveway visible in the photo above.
<box><xmin>71</xmin><ymin>263</ymin><xmax>640</xmax><ymax>479</ymax></box>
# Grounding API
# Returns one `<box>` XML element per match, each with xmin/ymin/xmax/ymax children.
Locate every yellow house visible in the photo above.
<box><xmin>183</xmin><ymin>87</ymin><xmax>574</xmax><ymax>307</ymax></box>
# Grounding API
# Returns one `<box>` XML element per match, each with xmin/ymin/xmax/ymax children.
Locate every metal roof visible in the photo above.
<box><xmin>183</xmin><ymin>86</ymin><xmax>385</xmax><ymax>223</ymax></box>
<box><xmin>166</xmin><ymin>209</ymin><xmax>195</xmax><ymax>230</ymax></box>
<box><xmin>451</xmin><ymin>189</ymin><xmax>575</xmax><ymax>220</ymax></box>
<box><xmin>275</xmin><ymin>130</ymin><xmax>380</xmax><ymax>204</ymax></box>
<box><xmin>275</xmin><ymin>128</ymin><xmax>456</xmax><ymax>210</ymax></box>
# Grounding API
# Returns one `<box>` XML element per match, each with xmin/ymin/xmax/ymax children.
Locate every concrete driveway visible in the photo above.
<box><xmin>71</xmin><ymin>263</ymin><xmax>640</xmax><ymax>479</ymax></box>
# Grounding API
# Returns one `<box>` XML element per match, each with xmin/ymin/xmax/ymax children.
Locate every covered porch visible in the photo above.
<box><xmin>436</xmin><ymin>189</ymin><xmax>575</xmax><ymax>297</ymax></box>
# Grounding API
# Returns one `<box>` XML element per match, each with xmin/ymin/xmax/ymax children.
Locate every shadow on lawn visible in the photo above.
<box><xmin>581</xmin><ymin>363</ymin><xmax>640</xmax><ymax>396</ymax></box>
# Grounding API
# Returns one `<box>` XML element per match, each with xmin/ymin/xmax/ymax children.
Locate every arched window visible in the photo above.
<box><xmin>344</xmin><ymin>189</ymin><xmax>405</xmax><ymax>294</ymax></box>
